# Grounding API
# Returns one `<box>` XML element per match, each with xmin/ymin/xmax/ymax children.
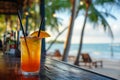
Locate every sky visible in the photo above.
<box><xmin>46</xmin><ymin>6</ymin><xmax>120</xmax><ymax>44</ymax></box>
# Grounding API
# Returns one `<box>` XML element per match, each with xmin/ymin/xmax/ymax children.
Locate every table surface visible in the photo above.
<box><xmin>0</xmin><ymin>54</ymin><xmax>116</xmax><ymax>80</ymax></box>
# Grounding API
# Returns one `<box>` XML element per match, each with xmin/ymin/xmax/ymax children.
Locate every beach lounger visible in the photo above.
<box><xmin>52</xmin><ymin>49</ymin><xmax>62</xmax><ymax>60</ymax></box>
<box><xmin>80</xmin><ymin>53</ymin><xmax>103</xmax><ymax>68</ymax></box>
<box><xmin>52</xmin><ymin>49</ymin><xmax>75</xmax><ymax>61</ymax></box>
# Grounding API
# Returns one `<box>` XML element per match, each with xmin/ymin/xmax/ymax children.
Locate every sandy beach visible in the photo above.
<box><xmin>80</xmin><ymin>58</ymin><xmax>120</xmax><ymax>80</ymax></box>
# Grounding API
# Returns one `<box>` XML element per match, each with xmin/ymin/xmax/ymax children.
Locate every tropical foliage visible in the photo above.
<box><xmin>0</xmin><ymin>15</ymin><xmax>18</xmax><ymax>39</ymax></box>
<box><xmin>45</xmin><ymin>0</ymin><xmax>71</xmax><ymax>32</ymax></box>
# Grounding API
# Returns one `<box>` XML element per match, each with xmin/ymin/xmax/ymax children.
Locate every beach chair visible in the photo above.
<box><xmin>52</xmin><ymin>49</ymin><xmax>75</xmax><ymax>61</ymax></box>
<box><xmin>52</xmin><ymin>49</ymin><xmax>62</xmax><ymax>60</ymax></box>
<box><xmin>80</xmin><ymin>53</ymin><xmax>103</xmax><ymax>68</ymax></box>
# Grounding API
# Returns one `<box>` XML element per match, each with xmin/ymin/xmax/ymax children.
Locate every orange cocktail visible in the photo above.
<box><xmin>20</xmin><ymin>37</ymin><xmax>41</xmax><ymax>74</ymax></box>
<box><xmin>20</xmin><ymin>30</ymin><xmax>50</xmax><ymax>75</ymax></box>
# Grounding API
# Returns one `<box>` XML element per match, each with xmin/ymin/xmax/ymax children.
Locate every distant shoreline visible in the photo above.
<box><xmin>47</xmin><ymin>42</ymin><xmax>120</xmax><ymax>45</ymax></box>
<box><xmin>47</xmin><ymin>40</ymin><xmax>64</xmax><ymax>44</ymax></box>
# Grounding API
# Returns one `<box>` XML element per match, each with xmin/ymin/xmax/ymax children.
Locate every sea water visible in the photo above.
<box><xmin>46</xmin><ymin>43</ymin><xmax>120</xmax><ymax>60</ymax></box>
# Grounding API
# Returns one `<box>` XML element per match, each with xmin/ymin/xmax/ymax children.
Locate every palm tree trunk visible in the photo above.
<box><xmin>74</xmin><ymin>5</ymin><xmax>89</xmax><ymax>66</ymax></box>
<box><xmin>62</xmin><ymin>0</ymin><xmax>78</xmax><ymax>62</ymax></box>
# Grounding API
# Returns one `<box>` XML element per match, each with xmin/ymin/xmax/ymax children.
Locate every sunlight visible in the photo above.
<box><xmin>53</xmin><ymin>13</ymin><xmax>57</xmax><ymax>17</ymax></box>
<box><xmin>80</xmin><ymin>0</ymin><xmax>84</xmax><ymax>5</ymax></box>
<box><xmin>93</xmin><ymin>52</ymin><xmax>100</xmax><ymax>55</ymax></box>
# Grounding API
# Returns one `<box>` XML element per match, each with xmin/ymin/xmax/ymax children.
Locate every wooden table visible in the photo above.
<box><xmin>0</xmin><ymin>54</ymin><xmax>116</xmax><ymax>80</ymax></box>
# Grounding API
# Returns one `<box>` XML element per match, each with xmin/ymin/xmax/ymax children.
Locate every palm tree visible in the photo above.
<box><xmin>74</xmin><ymin>0</ymin><xmax>120</xmax><ymax>65</ymax></box>
<box><xmin>44</xmin><ymin>0</ymin><xmax>72</xmax><ymax>53</ymax></box>
<box><xmin>62</xmin><ymin>0</ymin><xmax>79</xmax><ymax>61</ymax></box>
<box><xmin>74</xmin><ymin>0</ymin><xmax>91</xmax><ymax>65</ymax></box>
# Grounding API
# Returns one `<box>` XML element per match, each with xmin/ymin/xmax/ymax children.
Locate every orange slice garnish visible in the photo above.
<box><xmin>30</xmin><ymin>31</ymin><xmax>50</xmax><ymax>38</ymax></box>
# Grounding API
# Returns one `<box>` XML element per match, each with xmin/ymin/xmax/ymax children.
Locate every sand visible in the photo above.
<box><xmin>80</xmin><ymin>58</ymin><xmax>120</xmax><ymax>80</ymax></box>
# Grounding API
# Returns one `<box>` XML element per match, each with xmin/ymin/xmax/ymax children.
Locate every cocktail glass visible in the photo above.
<box><xmin>20</xmin><ymin>37</ymin><xmax>41</xmax><ymax>75</ymax></box>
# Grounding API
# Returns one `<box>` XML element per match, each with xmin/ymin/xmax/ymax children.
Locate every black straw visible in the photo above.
<box><xmin>18</xmin><ymin>10</ymin><xmax>26</xmax><ymax>37</ymax></box>
<box><xmin>38</xmin><ymin>18</ymin><xmax>44</xmax><ymax>37</ymax></box>
<box><xmin>17</xmin><ymin>10</ymin><xmax>30</xmax><ymax>56</ymax></box>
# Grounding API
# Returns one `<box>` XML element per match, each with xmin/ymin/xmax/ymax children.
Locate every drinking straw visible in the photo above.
<box><xmin>18</xmin><ymin>10</ymin><xmax>26</xmax><ymax>37</ymax></box>
<box><xmin>17</xmin><ymin>10</ymin><xmax>30</xmax><ymax>55</ymax></box>
<box><xmin>38</xmin><ymin>17</ymin><xmax>44</xmax><ymax>37</ymax></box>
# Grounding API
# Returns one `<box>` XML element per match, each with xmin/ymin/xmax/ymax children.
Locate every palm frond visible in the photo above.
<box><xmin>92</xmin><ymin>6</ymin><xmax>114</xmax><ymax>39</ymax></box>
<box><xmin>88</xmin><ymin>6</ymin><xmax>98</xmax><ymax>23</ymax></box>
<box><xmin>94</xmin><ymin>0</ymin><xmax>115</xmax><ymax>5</ymax></box>
<box><xmin>45</xmin><ymin>0</ymin><xmax>71</xmax><ymax>32</ymax></box>
<box><xmin>115</xmin><ymin>0</ymin><xmax>120</xmax><ymax>7</ymax></box>
<box><xmin>100</xmin><ymin>12</ymin><xmax>117</xmax><ymax>20</ymax></box>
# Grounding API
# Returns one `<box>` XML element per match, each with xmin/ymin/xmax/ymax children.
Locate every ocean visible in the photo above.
<box><xmin>46</xmin><ymin>43</ymin><xmax>120</xmax><ymax>60</ymax></box>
